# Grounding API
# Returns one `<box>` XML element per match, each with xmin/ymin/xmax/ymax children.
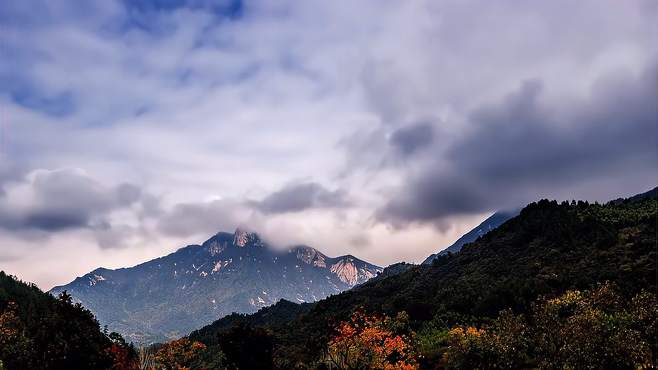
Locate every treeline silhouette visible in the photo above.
<box><xmin>0</xmin><ymin>272</ymin><xmax>137</xmax><ymax>369</ymax></box>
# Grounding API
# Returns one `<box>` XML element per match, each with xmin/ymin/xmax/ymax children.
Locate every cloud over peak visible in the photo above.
<box><xmin>253</xmin><ymin>182</ymin><xmax>351</xmax><ymax>214</ymax></box>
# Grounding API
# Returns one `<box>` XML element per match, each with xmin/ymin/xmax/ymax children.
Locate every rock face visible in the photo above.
<box><xmin>330</xmin><ymin>256</ymin><xmax>377</xmax><ymax>285</ymax></box>
<box><xmin>49</xmin><ymin>229</ymin><xmax>381</xmax><ymax>344</ymax></box>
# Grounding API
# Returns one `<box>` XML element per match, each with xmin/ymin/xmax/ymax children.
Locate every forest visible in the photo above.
<box><xmin>0</xmin><ymin>272</ymin><xmax>137</xmax><ymax>369</ymax></box>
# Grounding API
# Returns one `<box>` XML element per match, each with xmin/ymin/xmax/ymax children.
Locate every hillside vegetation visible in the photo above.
<box><xmin>186</xmin><ymin>189</ymin><xmax>657</xmax><ymax>369</ymax></box>
<box><xmin>0</xmin><ymin>272</ymin><xmax>137</xmax><ymax>369</ymax></box>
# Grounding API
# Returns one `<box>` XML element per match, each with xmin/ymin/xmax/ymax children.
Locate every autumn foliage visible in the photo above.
<box><xmin>154</xmin><ymin>337</ymin><xmax>207</xmax><ymax>370</ymax></box>
<box><xmin>326</xmin><ymin>310</ymin><xmax>418</xmax><ymax>370</ymax></box>
<box><xmin>106</xmin><ymin>343</ymin><xmax>139</xmax><ymax>370</ymax></box>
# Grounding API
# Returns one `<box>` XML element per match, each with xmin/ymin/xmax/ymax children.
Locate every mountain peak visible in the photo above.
<box><xmin>293</xmin><ymin>245</ymin><xmax>327</xmax><ymax>267</ymax></box>
<box><xmin>50</xmin><ymin>228</ymin><xmax>381</xmax><ymax>343</ymax></box>
<box><xmin>233</xmin><ymin>227</ymin><xmax>259</xmax><ymax>247</ymax></box>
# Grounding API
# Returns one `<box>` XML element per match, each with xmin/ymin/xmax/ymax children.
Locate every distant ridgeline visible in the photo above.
<box><xmin>186</xmin><ymin>187</ymin><xmax>657</xmax><ymax>368</ymax></box>
<box><xmin>422</xmin><ymin>210</ymin><xmax>519</xmax><ymax>265</ymax></box>
<box><xmin>49</xmin><ymin>229</ymin><xmax>381</xmax><ymax>343</ymax></box>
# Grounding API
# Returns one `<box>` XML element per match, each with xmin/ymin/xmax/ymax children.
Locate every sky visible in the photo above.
<box><xmin>0</xmin><ymin>0</ymin><xmax>656</xmax><ymax>289</ymax></box>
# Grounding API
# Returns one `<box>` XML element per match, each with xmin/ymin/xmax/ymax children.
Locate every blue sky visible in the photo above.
<box><xmin>0</xmin><ymin>0</ymin><xmax>656</xmax><ymax>288</ymax></box>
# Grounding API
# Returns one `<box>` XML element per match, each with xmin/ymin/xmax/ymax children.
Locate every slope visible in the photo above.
<box><xmin>189</xmin><ymin>187</ymin><xmax>657</xmax><ymax>366</ymax></box>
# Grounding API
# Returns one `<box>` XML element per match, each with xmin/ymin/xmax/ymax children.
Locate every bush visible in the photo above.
<box><xmin>325</xmin><ymin>309</ymin><xmax>418</xmax><ymax>369</ymax></box>
<box><xmin>441</xmin><ymin>283</ymin><xmax>656</xmax><ymax>369</ymax></box>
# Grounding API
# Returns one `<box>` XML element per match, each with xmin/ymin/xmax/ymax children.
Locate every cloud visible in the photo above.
<box><xmin>0</xmin><ymin>168</ymin><xmax>156</xmax><ymax>245</ymax></box>
<box><xmin>252</xmin><ymin>182</ymin><xmax>351</xmax><ymax>214</ymax></box>
<box><xmin>378</xmin><ymin>64</ymin><xmax>658</xmax><ymax>225</ymax></box>
<box><xmin>390</xmin><ymin>122</ymin><xmax>434</xmax><ymax>156</ymax></box>
<box><xmin>156</xmin><ymin>181</ymin><xmax>352</xmax><ymax>238</ymax></box>
<box><xmin>156</xmin><ymin>198</ymin><xmax>249</xmax><ymax>237</ymax></box>
<box><xmin>348</xmin><ymin>233</ymin><xmax>371</xmax><ymax>249</ymax></box>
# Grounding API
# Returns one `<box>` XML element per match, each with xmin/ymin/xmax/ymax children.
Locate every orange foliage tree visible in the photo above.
<box><xmin>106</xmin><ymin>343</ymin><xmax>138</xmax><ymax>370</ymax></box>
<box><xmin>326</xmin><ymin>309</ymin><xmax>418</xmax><ymax>370</ymax></box>
<box><xmin>103</xmin><ymin>331</ymin><xmax>139</xmax><ymax>370</ymax></box>
<box><xmin>154</xmin><ymin>337</ymin><xmax>206</xmax><ymax>370</ymax></box>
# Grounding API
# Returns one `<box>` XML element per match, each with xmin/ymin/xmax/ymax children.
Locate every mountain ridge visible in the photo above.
<box><xmin>422</xmin><ymin>209</ymin><xmax>519</xmax><ymax>264</ymax></box>
<box><xmin>188</xmin><ymin>187</ymin><xmax>657</xmax><ymax>366</ymax></box>
<box><xmin>50</xmin><ymin>228</ymin><xmax>381</xmax><ymax>343</ymax></box>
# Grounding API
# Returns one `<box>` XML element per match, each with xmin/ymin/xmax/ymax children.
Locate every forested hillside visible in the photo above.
<box><xmin>185</xmin><ymin>189</ymin><xmax>657</xmax><ymax>369</ymax></box>
<box><xmin>0</xmin><ymin>272</ymin><xmax>137</xmax><ymax>370</ymax></box>
<box><xmin>422</xmin><ymin>210</ymin><xmax>518</xmax><ymax>264</ymax></box>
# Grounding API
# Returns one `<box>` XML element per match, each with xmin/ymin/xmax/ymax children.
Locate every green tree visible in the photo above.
<box><xmin>532</xmin><ymin>283</ymin><xmax>654</xmax><ymax>369</ymax></box>
<box><xmin>441</xmin><ymin>283</ymin><xmax>656</xmax><ymax>369</ymax></box>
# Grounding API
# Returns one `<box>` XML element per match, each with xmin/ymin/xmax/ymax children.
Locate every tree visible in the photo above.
<box><xmin>0</xmin><ymin>301</ymin><xmax>32</xmax><ymax>368</ymax></box>
<box><xmin>443</xmin><ymin>310</ymin><xmax>529</xmax><ymax>369</ymax></box>
<box><xmin>325</xmin><ymin>309</ymin><xmax>418</xmax><ymax>369</ymax></box>
<box><xmin>106</xmin><ymin>332</ymin><xmax>139</xmax><ymax>370</ymax></box>
<box><xmin>532</xmin><ymin>283</ymin><xmax>654</xmax><ymax>369</ymax></box>
<box><xmin>154</xmin><ymin>338</ymin><xmax>206</xmax><ymax>370</ymax></box>
<box><xmin>107</xmin><ymin>343</ymin><xmax>139</xmax><ymax>370</ymax></box>
<box><xmin>216</xmin><ymin>323</ymin><xmax>274</xmax><ymax>370</ymax></box>
<box><xmin>442</xmin><ymin>283</ymin><xmax>656</xmax><ymax>369</ymax></box>
<box><xmin>138</xmin><ymin>346</ymin><xmax>156</xmax><ymax>370</ymax></box>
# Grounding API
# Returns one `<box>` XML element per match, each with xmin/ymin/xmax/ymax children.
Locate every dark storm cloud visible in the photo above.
<box><xmin>0</xmin><ymin>169</ymin><xmax>149</xmax><ymax>234</ymax></box>
<box><xmin>21</xmin><ymin>211</ymin><xmax>89</xmax><ymax>231</ymax></box>
<box><xmin>390</xmin><ymin>122</ymin><xmax>434</xmax><ymax>156</ymax></box>
<box><xmin>378</xmin><ymin>65</ymin><xmax>658</xmax><ymax>225</ymax></box>
<box><xmin>253</xmin><ymin>182</ymin><xmax>351</xmax><ymax>214</ymax></box>
<box><xmin>337</xmin><ymin>122</ymin><xmax>438</xmax><ymax>177</ymax></box>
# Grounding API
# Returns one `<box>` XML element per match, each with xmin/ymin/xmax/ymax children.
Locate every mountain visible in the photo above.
<box><xmin>49</xmin><ymin>228</ymin><xmax>381</xmax><ymax>343</ymax></box>
<box><xmin>0</xmin><ymin>272</ymin><xmax>135</xmax><ymax>369</ymax></box>
<box><xmin>188</xmin><ymin>188</ymin><xmax>657</xmax><ymax>366</ymax></box>
<box><xmin>422</xmin><ymin>209</ymin><xmax>518</xmax><ymax>264</ymax></box>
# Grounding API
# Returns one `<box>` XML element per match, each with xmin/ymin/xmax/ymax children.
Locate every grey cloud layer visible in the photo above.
<box><xmin>378</xmin><ymin>64</ymin><xmax>658</xmax><ymax>225</ymax></box>
<box><xmin>157</xmin><ymin>182</ymin><xmax>352</xmax><ymax>238</ymax></box>
<box><xmin>156</xmin><ymin>199</ymin><xmax>245</xmax><ymax>238</ymax></box>
<box><xmin>0</xmin><ymin>170</ymin><xmax>351</xmax><ymax>244</ymax></box>
<box><xmin>0</xmin><ymin>169</ymin><xmax>148</xmax><ymax>233</ymax></box>
<box><xmin>390</xmin><ymin>123</ymin><xmax>434</xmax><ymax>157</ymax></box>
<box><xmin>252</xmin><ymin>182</ymin><xmax>351</xmax><ymax>214</ymax></box>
